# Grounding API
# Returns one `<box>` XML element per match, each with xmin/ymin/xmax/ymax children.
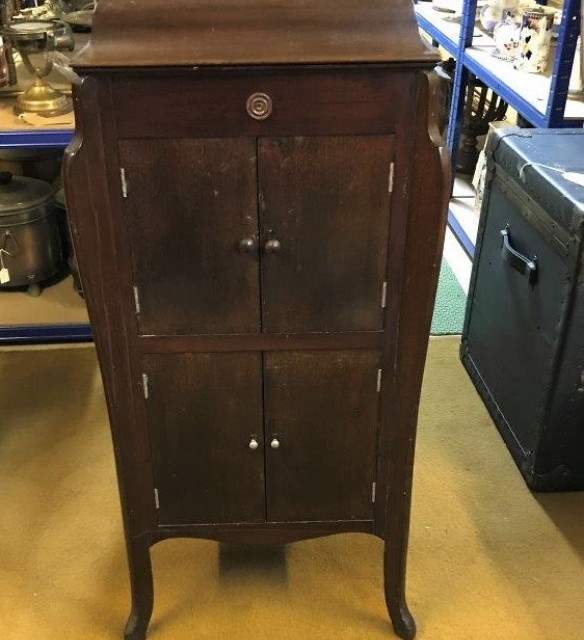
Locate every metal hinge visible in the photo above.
<box><xmin>142</xmin><ymin>373</ymin><xmax>149</xmax><ymax>399</ymax></box>
<box><xmin>133</xmin><ymin>286</ymin><xmax>141</xmax><ymax>314</ymax></box>
<box><xmin>388</xmin><ymin>163</ymin><xmax>395</xmax><ymax>193</ymax></box>
<box><xmin>120</xmin><ymin>168</ymin><xmax>128</xmax><ymax>198</ymax></box>
<box><xmin>381</xmin><ymin>281</ymin><xmax>387</xmax><ymax>309</ymax></box>
<box><xmin>371</xmin><ymin>482</ymin><xmax>377</xmax><ymax>504</ymax></box>
<box><xmin>376</xmin><ymin>369</ymin><xmax>382</xmax><ymax>393</ymax></box>
<box><xmin>154</xmin><ymin>488</ymin><xmax>160</xmax><ymax>510</ymax></box>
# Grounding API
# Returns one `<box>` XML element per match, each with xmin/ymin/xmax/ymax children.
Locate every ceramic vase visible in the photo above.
<box><xmin>513</xmin><ymin>7</ymin><xmax>555</xmax><ymax>73</ymax></box>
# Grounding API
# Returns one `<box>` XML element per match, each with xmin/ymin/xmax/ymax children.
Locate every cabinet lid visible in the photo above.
<box><xmin>72</xmin><ymin>0</ymin><xmax>437</xmax><ymax>69</ymax></box>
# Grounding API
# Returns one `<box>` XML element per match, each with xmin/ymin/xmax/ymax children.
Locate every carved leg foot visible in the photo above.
<box><xmin>387</xmin><ymin>600</ymin><xmax>416</xmax><ymax>640</ymax></box>
<box><xmin>123</xmin><ymin>539</ymin><xmax>153</xmax><ymax>640</ymax></box>
<box><xmin>384</xmin><ymin>541</ymin><xmax>416</xmax><ymax>639</ymax></box>
<box><xmin>124</xmin><ymin>610</ymin><xmax>150</xmax><ymax>640</ymax></box>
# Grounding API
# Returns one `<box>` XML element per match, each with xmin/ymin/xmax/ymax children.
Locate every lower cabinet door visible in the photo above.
<box><xmin>144</xmin><ymin>352</ymin><xmax>265</xmax><ymax>525</ymax></box>
<box><xmin>264</xmin><ymin>350</ymin><xmax>380</xmax><ymax>522</ymax></box>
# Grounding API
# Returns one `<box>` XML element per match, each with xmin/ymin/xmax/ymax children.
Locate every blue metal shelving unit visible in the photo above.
<box><xmin>0</xmin><ymin>128</ymin><xmax>73</xmax><ymax>148</ymax></box>
<box><xmin>0</xmin><ymin>127</ymin><xmax>94</xmax><ymax>345</ymax></box>
<box><xmin>415</xmin><ymin>5</ymin><xmax>460</xmax><ymax>54</ymax></box>
<box><xmin>0</xmin><ymin>323</ymin><xmax>92</xmax><ymax>344</ymax></box>
<box><xmin>416</xmin><ymin>0</ymin><xmax>583</xmax><ymax>253</ymax></box>
<box><xmin>459</xmin><ymin>0</ymin><xmax>582</xmax><ymax>129</ymax></box>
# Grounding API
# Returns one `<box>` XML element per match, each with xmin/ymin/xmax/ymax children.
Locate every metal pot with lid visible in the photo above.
<box><xmin>0</xmin><ymin>170</ymin><xmax>63</xmax><ymax>295</ymax></box>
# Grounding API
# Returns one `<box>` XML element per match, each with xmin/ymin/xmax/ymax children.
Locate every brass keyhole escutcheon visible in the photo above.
<box><xmin>246</xmin><ymin>92</ymin><xmax>273</xmax><ymax>120</ymax></box>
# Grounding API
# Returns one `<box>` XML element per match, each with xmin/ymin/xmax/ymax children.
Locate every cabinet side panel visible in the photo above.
<box><xmin>144</xmin><ymin>352</ymin><xmax>265</xmax><ymax>525</ymax></box>
<box><xmin>259</xmin><ymin>135</ymin><xmax>394</xmax><ymax>332</ymax></box>
<box><xmin>379</xmin><ymin>70</ymin><xmax>449</xmax><ymax>540</ymax></box>
<box><xmin>119</xmin><ymin>138</ymin><xmax>261</xmax><ymax>336</ymax></box>
<box><xmin>264</xmin><ymin>350</ymin><xmax>380</xmax><ymax>522</ymax></box>
<box><xmin>64</xmin><ymin>77</ymin><xmax>157</xmax><ymax>539</ymax></box>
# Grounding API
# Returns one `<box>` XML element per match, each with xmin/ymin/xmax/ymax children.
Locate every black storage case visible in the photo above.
<box><xmin>461</xmin><ymin>128</ymin><xmax>584</xmax><ymax>491</ymax></box>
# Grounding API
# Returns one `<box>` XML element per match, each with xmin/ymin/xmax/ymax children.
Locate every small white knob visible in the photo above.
<box><xmin>248</xmin><ymin>438</ymin><xmax>259</xmax><ymax>450</ymax></box>
<box><xmin>270</xmin><ymin>438</ymin><xmax>280</xmax><ymax>449</ymax></box>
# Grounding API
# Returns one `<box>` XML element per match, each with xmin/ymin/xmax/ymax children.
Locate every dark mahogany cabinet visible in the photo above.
<box><xmin>63</xmin><ymin>2</ymin><xmax>449</xmax><ymax>639</ymax></box>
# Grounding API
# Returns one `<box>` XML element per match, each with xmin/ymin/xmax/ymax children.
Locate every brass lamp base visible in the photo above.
<box><xmin>14</xmin><ymin>77</ymin><xmax>72</xmax><ymax>117</ymax></box>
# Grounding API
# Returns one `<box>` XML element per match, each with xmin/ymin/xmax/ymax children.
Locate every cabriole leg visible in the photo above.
<box><xmin>124</xmin><ymin>538</ymin><xmax>153</xmax><ymax>640</ymax></box>
<box><xmin>384</xmin><ymin>540</ymin><xmax>416</xmax><ymax>640</ymax></box>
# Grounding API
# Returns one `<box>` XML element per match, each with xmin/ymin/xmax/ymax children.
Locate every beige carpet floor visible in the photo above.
<box><xmin>1</xmin><ymin>336</ymin><xmax>583</xmax><ymax>640</ymax></box>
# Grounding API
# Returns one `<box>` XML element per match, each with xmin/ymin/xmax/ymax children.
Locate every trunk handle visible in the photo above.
<box><xmin>500</xmin><ymin>226</ymin><xmax>538</xmax><ymax>285</ymax></box>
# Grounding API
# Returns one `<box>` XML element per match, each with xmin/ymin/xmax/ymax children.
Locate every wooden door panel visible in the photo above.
<box><xmin>144</xmin><ymin>352</ymin><xmax>265</xmax><ymax>525</ymax></box>
<box><xmin>258</xmin><ymin>135</ymin><xmax>394</xmax><ymax>332</ymax></box>
<box><xmin>119</xmin><ymin>138</ymin><xmax>260</xmax><ymax>336</ymax></box>
<box><xmin>264</xmin><ymin>350</ymin><xmax>380</xmax><ymax>522</ymax></box>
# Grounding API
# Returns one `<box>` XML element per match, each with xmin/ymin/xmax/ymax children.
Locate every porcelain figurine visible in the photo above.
<box><xmin>492</xmin><ymin>13</ymin><xmax>521</xmax><ymax>61</ymax></box>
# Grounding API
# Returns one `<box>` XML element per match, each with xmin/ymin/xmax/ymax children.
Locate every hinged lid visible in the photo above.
<box><xmin>72</xmin><ymin>0</ymin><xmax>437</xmax><ymax>69</ymax></box>
<box><xmin>487</xmin><ymin>128</ymin><xmax>584</xmax><ymax>237</ymax></box>
<box><xmin>0</xmin><ymin>171</ymin><xmax>54</xmax><ymax>220</ymax></box>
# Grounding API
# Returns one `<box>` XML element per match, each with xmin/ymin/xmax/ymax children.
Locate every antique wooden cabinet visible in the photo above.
<box><xmin>63</xmin><ymin>2</ymin><xmax>449</xmax><ymax>639</ymax></box>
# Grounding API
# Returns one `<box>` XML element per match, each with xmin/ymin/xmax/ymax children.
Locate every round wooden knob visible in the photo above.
<box><xmin>264</xmin><ymin>239</ymin><xmax>281</xmax><ymax>253</ymax></box>
<box><xmin>237</xmin><ymin>236</ymin><xmax>257</xmax><ymax>253</ymax></box>
<box><xmin>270</xmin><ymin>438</ymin><xmax>280</xmax><ymax>449</ymax></box>
<box><xmin>246</xmin><ymin>92</ymin><xmax>273</xmax><ymax>120</ymax></box>
<box><xmin>248</xmin><ymin>438</ymin><xmax>259</xmax><ymax>450</ymax></box>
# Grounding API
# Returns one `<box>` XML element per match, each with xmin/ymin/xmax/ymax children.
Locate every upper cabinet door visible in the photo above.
<box><xmin>119</xmin><ymin>139</ymin><xmax>260</xmax><ymax>335</ymax></box>
<box><xmin>258</xmin><ymin>136</ymin><xmax>394</xmax><ymax>333</ymax></box>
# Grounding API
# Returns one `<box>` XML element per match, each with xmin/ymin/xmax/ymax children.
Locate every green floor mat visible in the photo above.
<box><xmin>431</xmin><ymin>260</ymin><xmax>467</xmax><ymax>335</ymax></box>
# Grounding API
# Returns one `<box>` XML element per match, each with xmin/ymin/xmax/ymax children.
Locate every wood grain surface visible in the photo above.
<box><xmin>111</xmin><ymin>69</ymin><xmax>411</xmax><ymax>139</ymax></box>
<box><xmin>119</xmin><ymin>138</ymin><xmax>261</xmax><ymax>336</ymax></box>
<box><xmin>259</xmin><ymin>135</ymin><xmax>394</xmax><ymax>332</ymax></box>
<box><xmin>264</xmin><ymin>350</ymin><xmax>380</xmax><ymax>522</ymax></box>
<box><xmin>145</xmin><ymin>352</ymin><xmax>265</xmax><ymax>525</ymax></box>
<box><xmin>73</xmin><ymin>0</ymin><xmax>437</xmax><ymax>68</ymax></box>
